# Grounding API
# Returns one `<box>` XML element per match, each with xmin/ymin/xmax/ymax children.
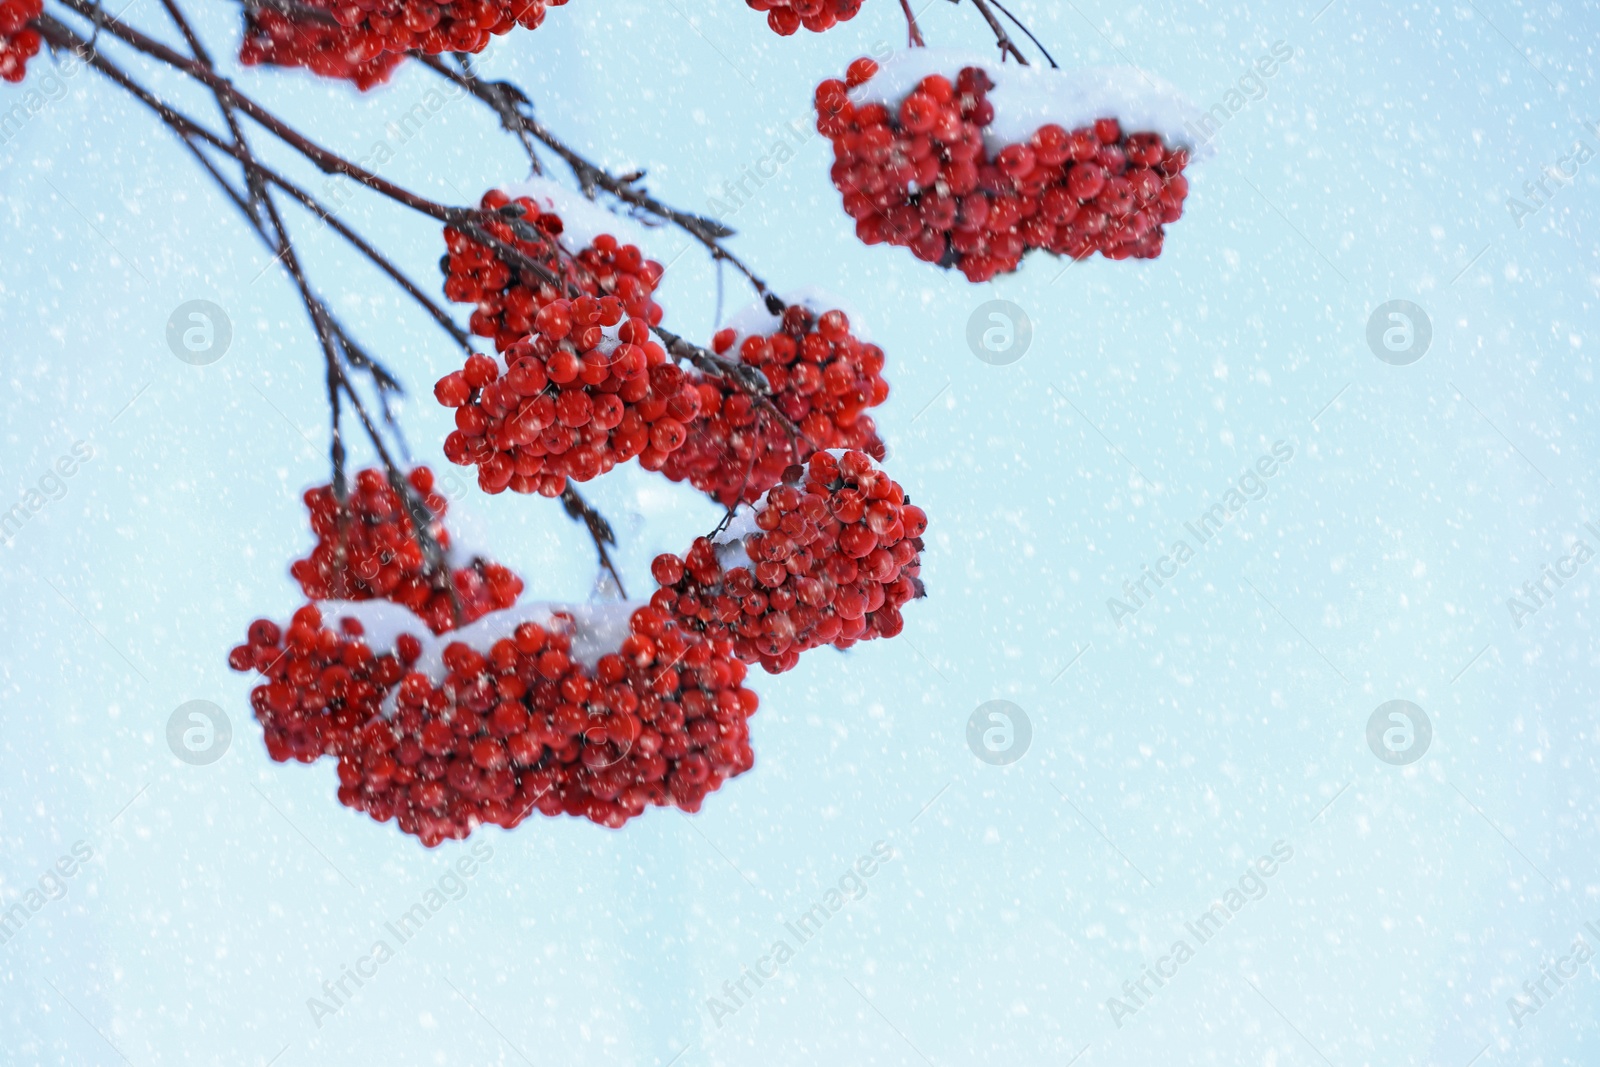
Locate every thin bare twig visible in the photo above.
<box><xmin>33</xmin><ymin>15</ymin><xmax>471</xmax><ymax>353</ymax></box>
<box><xmin>965</xmin><ymin>0</ymin><xmax>1029</xmax><ymax>64</ymax></box>
<box><xmin>414</xmin><ymin>54</ymin><xmax>784</xmax><ymax>312</ymax></box>
<box><xmin>559</xmin><ymin>486</ymin><xmax>627</xmax><ymax>598</ymax></box>
<box><xmin>339</xmin><ymin>375</ymin><xmax>463</xmax><ymax>622</ymax></box>
<box><xmin>166</xmin><ymin>134</ymin><xmax>412</xmax><ymax>408</ymax></box>
<box><xmin>987</xmin><ymin>0</ymin><xmax>1056</xmax><ymax>67</ymax></box>
<box><xmin>257</xmin><ymin>183</ymin><xmax>349</xmax><ymax>495</ymax></box>
<box><xmin>898</xmin><ymin>0</ymin><xmax>925</xmax><ymax>46</ymax></box>
<box><xmin>454</xmin><ymin>51</ymin><xmax>542</xmax><ymax>174</ymax></box>
<box><xmin>129</xmin><ymin>4</ymin><xmax>440</xmax><ymax>574</ymax></box>
<box><xmin>55</xmin><ymin>0</ymin><xmax>461</xmax><ymax>220</ymax></box>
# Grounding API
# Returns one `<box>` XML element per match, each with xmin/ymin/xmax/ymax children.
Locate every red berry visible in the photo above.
<box><xmin>845</xmin><ymin>56</ymin><xmax>878</xmax><ymax>87</ymax></box>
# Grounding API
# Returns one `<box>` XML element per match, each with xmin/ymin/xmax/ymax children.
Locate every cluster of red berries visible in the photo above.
<box><xmin>442</xmin><ymin>190</ymin><xmax>664</xmax><ymax>354</ymax></box>
<box><xmin>817</xmin><ymin>59</ymin><xmax>1191</xmax><ymax>281</ymax></box>
<box><xmin>229</xmin><ymin>610</ymin><xmax>399</xmax><ymax>766</ymax></box>
<box><xmin>231</xmin><ymin>443</ymin><xmax>926</xmax><ymax>840</ymax></box>
<box><xmin>291</xmin><ymin>466</ymin><xmax>523</xmax><ymax>634</ymax></box>
<box><xmin>436</xmin><ymin>298</ymin><xmax>699</xmax><ymax>496</ymax></box>
<box><xmin>746</xmin><ymin>0</ymin><xmax>861</xmax><ymax>35</ymax></box>
<box><xmin>0</xmin><ymin>0</ymin><xmax>42</xmax><ymax>84</ymax></box>
<box><xmin>650</xmin><ymin>449</ymin><xmax>926</xmax><ymax>675</ymax></box>
<box><xmin>237</xmin><ymin>0</ymin><xmax>564</xmax><ymax>88</ymax></box>
<box><xmin>239</xmin><ymin>6</ymin><xmax>405</xmax><ymax>90</ymax></box>
<box><xmin>660</xmin><ymin>303</ymin><xmax>888</xmax><ymax>507</ymax></box>
<box><xmin>230</xmin><ymin>602</ymin><xmax>759</xmax><ymax>844</ymax></box>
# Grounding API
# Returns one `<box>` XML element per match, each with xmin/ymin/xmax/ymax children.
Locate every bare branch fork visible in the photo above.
<box><xmin>983</xmin><ymin>0</ymin><xmax>1057</xmax><ymax>68</ymax></box>
<box><xmin>31</xmin><ymin>0</ymin><xmax>816</xmax><ymax>590</ymax></box>
<box><xmin>961</xmin><ymin>0</ymin><xmax>1029</xmax><ymax>65</ymax></box>
<box><xmin>898</xmin><ymin>0</ymin><xmax>925</xmax><ymax>47</ymax></box>
<box><xmin>143</xmin><ymin>0</ymin><xmax>466</xmax><ymax>612</ymax></box>
<box><xmin>414</xmin><ymin>53</ymin><xmax>784</xmax><ymax>314</ymax></box>
<box><xmin>33</xmin><ymin>0</ymin><xmax>1023</xmax><ymax>586</ymax></box>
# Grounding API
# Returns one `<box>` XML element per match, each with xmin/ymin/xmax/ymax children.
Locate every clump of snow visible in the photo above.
<box><xmin>312</xmin><ymin>600</ymin><xmax>434</xmax><ymax>663</ymax></box>
<box><xmin>501</xmin><ymin>174</ymin><xmax>654</xmax><ymax>256</ymax></box>
<box><xmin>720</xmin><ymin>286</ymin><xmax>874</xmax><ymax>349</ymax></box>
<box><xmin>314</xmin><ymin>598</ymin><xmax>648</xmax><ymax>686</ymax></box>
<box><xmin>710</xmin><ymin>505</ymin><xmax>762</xmax><ymax>570</ymax></box>
<box><xmin>849</xmin><ymin>49</ymin><xmax>1213</xmax><ymax>159</ymax></box>
<box><xmin>711</xmin><ymin>508</ymin><xmax>761</xmax><ymax>549</ymax></box>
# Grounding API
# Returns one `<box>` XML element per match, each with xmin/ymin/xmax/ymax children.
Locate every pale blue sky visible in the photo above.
<box><xmin>4</xmin><ymin>0</ymin><xmax>1600</xmax><ymax>1063</ymax></box>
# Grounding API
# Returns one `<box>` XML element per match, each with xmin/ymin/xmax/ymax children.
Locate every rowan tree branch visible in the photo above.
<box><xmin>33</xmin><ymin>14</ymin><xmax>473</xmax><ymax>354</ymax></box>
<box><xmin>560</xmin><ymin>486</ymin><xmax>627</xmax><ymax>598</ymax></box>
<box><xmin>56</xmin><ymin>0</ymin><xmax>460</xmax><ymax>219</ymax></box>
<box><xmin>34</xmin><ymin>0</ymin><xmax>785</xmax><ymax>566</ymax></box>
<box><xmin>898</xmin><ymin>0</ymin><xmax>925</xmax><ymax>46</ymax></box>
<box><xmin>415</xmin><ymin>53</ymin><xmax>783</xmax><ymax>312</ymax></box>
<box><xmin>963</xmin><ymin>0</ymin><xmax>1029</xmax><ymax>65</ymax></box>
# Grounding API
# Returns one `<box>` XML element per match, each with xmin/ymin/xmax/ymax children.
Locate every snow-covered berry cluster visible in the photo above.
<box><xmin>231</xmin><ymin>461</ymin><xmax>774</xmax><ymax>843</ymax></box>
<box><xmin>230</xmin><ymin>597</ymin><xmax>758</xmax><ymax>844</ymax></box>
<box><xmin>238</xmin><ymin>0</ymin><xmax>565</xmax><ymax>88</ymax></box>
<box><xmin>661</xmin><ymin>300</ymin><xmax>888</xmax><ymax>507</ymax></box>
<box><xmin>817</xmin><ymin>55</ymin><xmax>1192</xmax><ymax>281</ymax></box>
<box><xmin>650</xmin><ymin>449</ymin><xmax>926</xmax><ymax>675</ymax></box>
<box><xmin>228</xmin><ymin>445</ymin><xmax>927</xmax><ymax>842</ymax></box>
<box><xmin>345</xmin><ymin>606</ymin><xmax>755</xmax><ymax>840</ymax></box>
<box><xmin>745</xmin><ymin>0</ymin><xmax>861</xmax><ymax>36</ymax></box>
<box><xmin>229</xmin><ymin>610</ymin><xmax>400</xmax><ymax>765</ymax></box>
<box><xmin>442</xmin><ymin>188</ymin><xmax>664</xmax><ymax>354</ymax></box>
<box><xmin>215</xmin><ymin>164</ymin><xmax>934</xmax><ymax>842</ymax></box>
<box><xmin>436</xmin><ymin>299</ymin><xmax>699</xmax><ymax>496</ymax></box>
<box><xmin>0</xmin><ymin>0</ymin><xmax>42</xmax><ymax>84</ymax></box>
<box><xmin>290</xmin><ymin>466</ymin><xmax>523</xmax><ymax>635</ymax></box>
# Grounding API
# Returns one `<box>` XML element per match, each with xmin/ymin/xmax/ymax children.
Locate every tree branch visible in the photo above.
<box><xmin>32</xmin><ymin>15</ymin><xmax>472</xmax><ymax>354</ymax></box>
<box><xmin>964</xmin><ymin>0</ymin><xmax>1029</xmax><ymax>65</ymax></box>
<box><xmin>414</xmin><ymin>53</ymin><xmax>784</xmax><ymax>311</ymax></box>
<box><xmin>559</xmin><ymin>486</ymin><xmax>627</xmax><ymax>598</ymax></box>
<box><xmin>898</xmin><ymin>0</ymin><xmax>925</xmax><ymax>47</ymax></box>
<box><xmin>33</xmin><ymin>0</ymin><xmax>749</xmax><ymax>590</ymax></box>
<box><xmin>452</xmin><ymin>50</ymin><xmax>542</xmax><ymax>174</ymax></box>
<box><xmin>54</xmin><ymin>0</ymin><xmax>460</xmax><ymax>219</ymax></box>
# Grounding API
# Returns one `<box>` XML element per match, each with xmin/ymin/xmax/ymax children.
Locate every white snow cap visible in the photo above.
<box><xmin>719</xmin><ymin>286</ymin><xmax>873</xmax><ymax>350</ymax></box>
<box><xmin>849</xmin><ymin>49</ymin><xmax>1213</xmax><ymax>159</ymax></box>
<box><xmin>314</xmin><ymin>598</ymin><xmax>646</xmax><ymax>683</ymax></box>
<box><xmin>710</xmin><ymin>507</ymin><xmax>761</xmax><ymax>570</ymax></box>
<box><xmin>501</xmin><ymin>174</ymin><xmax>655</xmax><ymax>256</ymax></box>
